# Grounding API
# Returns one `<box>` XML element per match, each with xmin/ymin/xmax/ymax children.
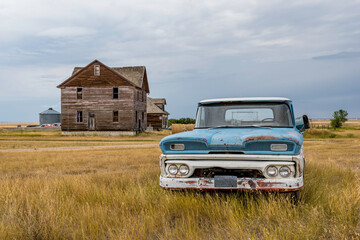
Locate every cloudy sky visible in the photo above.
<box><xmin>0</xmin><ymin>0</ymin><xmax>359</xmax><ymax>121</ymax></box>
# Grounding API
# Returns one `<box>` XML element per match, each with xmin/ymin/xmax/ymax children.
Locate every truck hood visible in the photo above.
<box><xmin>160</xmin><ymin>128</ymin><xmax>303</xmax><ymax>155</ymax></box>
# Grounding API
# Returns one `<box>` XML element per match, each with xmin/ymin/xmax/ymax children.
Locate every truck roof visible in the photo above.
<box><xmin>199</xmin><ymin>97</ymin><xmax>292</xmax><ymax>105</ymax></box>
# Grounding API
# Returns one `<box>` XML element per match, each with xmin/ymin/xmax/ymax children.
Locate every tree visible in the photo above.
<box><xmin>330</xmin><ymin>109</ymin><xmax>348</xmax><ymax>129</ymax></box>
<box><xmin>168</xmin><ymin>118</ymin><xmax>196</xmax><ymax>126</ymax></box>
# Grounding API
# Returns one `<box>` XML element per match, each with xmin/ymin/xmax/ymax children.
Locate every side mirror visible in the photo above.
<box><xmin>295</xmin><ymin>115</ymin><xmax>310</xmax><ymax>132</ymax></box>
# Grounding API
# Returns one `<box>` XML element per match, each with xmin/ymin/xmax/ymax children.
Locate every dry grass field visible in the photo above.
<box><xmin>171</xmin><ymin>124</ymin><xmax>195</xmax><ymax>134</ymax></box>
<box><xmin>0</xmin><ymin>122</ymin><xmax>39</xmax><ymax>128</ymax></box>
<box><xmin>0</xmin><ymin>127</ymin><xmax>359</xmax><ymax>239</ymax></box>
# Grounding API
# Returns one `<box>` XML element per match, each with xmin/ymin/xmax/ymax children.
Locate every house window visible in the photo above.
<box><xmin>94</xmin><ymin>65</ymin><xmax>100</xmax><ymax>76</ymax></box>
<box><xmin>142</xmin><ymin>112</ymin><xmax>144</xmax><ymax>121</ymax></box>
<box><xmin>113</xmin><ymin>87</ymin><xmax>119</xmax><ymax>99</ymax></box>
<box><xmin>77</xmin><ymin>88</ymin><xmax>82</xmax><ymax>99</ymax></box>
<box><xmin>77</xmin><ymin>111</ymin><xmax>83</xmax><ymax>122</ymax></box>
<box><xmin>113</xmin><ymin>111</ymin><xmax>119</xmax><ymax>122</ymax></box>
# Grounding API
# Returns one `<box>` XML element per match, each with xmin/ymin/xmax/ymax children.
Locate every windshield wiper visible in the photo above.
<box><xmin>208</xmin><ymin>125</ymin><xmax>273</xmax><ymax>129</ymax></box>
<box><xmin>247</xmin><ymin>125</ymin><xmax>272</xmax><ymax>129</ymax></box>
<box><xmin>209</xmin><ymin>125</ymin><xmax>240</xmax><ymax>129</ymax></box>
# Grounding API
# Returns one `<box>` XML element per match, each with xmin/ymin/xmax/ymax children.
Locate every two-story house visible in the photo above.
<box><xmin>57</xmin><ymin>60</ymin><xmax>149</xmax><ymax>135</ymax></box>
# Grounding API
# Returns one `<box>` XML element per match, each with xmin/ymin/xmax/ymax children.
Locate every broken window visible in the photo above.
<box><xmin>113</xmin><ymin>87</ymin><xmax>119</xmax><ymax>99</ymax></box>
<box><xmin>77</xmin><ymin>111</ymin><xmax>83</xmax><ymax>122</ymax></box>
<box><xmin>113</xmin><ymin>111</ymin><xmax>119</xmax><ymax>122</ymax></box>
<box><xmin>94</xmin><ymin>65</ymin><xmax>100</xmax><ymax>76</ymax></box>
<box><xmin>77</xmin><ymin>88</ymin><xmax>82</xmax><ymax>99</ymax></box>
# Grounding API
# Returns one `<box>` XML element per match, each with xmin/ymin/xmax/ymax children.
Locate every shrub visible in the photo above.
<box><xmin>330</xmin><ymin>109</ymin><xmax>348</xmax><ymax>129</ymax></box>
<box><xmin>168</xmin><ymin>118</ymin><xmax>196</xmax><ymax>126</ymax></box>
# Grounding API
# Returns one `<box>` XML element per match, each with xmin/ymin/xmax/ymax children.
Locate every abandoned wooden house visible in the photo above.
<box><xmin>57</xmin><ymin>60</ymin><xmax>149</xmax><ymax>135</ymax></box>
<box><xmin>147</xmin><ymin>97</ymin><xmax>169</xmax><ymax>130</ymax></box>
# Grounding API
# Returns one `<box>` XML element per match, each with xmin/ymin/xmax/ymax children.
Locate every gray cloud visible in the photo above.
<box><xmin>0</xmin><ymin>0</ymin><xmax>360</xmax><ymax>121</ymax></box>
<box><xmin>313</xmin><ymin>51</ymin><xmax>360</xmax><ymax>60</ymax></box>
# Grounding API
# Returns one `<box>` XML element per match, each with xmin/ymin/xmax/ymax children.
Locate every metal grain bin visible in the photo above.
<box><xmin>39</xmin><ymin>108</ymin><xmax>61</xmax><ymax>125</ymax></box>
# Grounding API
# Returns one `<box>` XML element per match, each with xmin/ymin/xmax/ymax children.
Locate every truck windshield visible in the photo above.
<box><xmin>195</xmin><ymin>102</ymin><xmax>293</xmax><ymax>128</ymax></box>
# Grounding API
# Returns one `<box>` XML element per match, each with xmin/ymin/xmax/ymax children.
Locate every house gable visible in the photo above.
<box><xmin>57</xmin><ymin>60</ymin><xmax>136</xmax><ymax>88</ymax></box>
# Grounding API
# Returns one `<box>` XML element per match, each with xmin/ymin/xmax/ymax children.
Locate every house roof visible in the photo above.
<box><xmin>199</xmin><ymin>97</ymin><xmax>292</xmax><ymax>105</ymax></box>
<box><xmin>112</xmin><ymin>67</ymin><xmax>146</xmax><ymax>89</ymax></box>
<box><xmin>71</xmin><ymin>66</ymin><xmax>146</xmax><ymax>89</ymax></box>
<box><xmin>58</xmin><ymin>60</ymin><xmax>149</xmax><ymax>93</ymax></box>
<box><xmin>147</xmin><ymin>97</ymin><xmax>169</xmax><ymax>115</ymax></box>
<box><xmin>150</xmin><ymin>98</ymin><xmax>167</xmax><ymax>105</ymax></box>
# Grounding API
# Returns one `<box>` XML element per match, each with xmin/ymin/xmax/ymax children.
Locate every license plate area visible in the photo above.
<box><xmin>214</xmin><ymin>175</ymin><xmax>237</xmax><ymax>187</ymax></box>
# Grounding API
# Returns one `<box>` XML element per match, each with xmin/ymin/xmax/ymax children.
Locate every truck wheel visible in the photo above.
<box><xmin>290</xmin><ymin>191</ymin><xmax>300</xmax><ymax>205</ymax></box>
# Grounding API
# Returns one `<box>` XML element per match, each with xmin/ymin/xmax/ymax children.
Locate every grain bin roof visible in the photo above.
<box><xmin>147</xmin><ymin>98</ymin><xmax>169</xmax><ymax>115</ymax></box>
<box><xmin>40</xmin><ymin>108</ymin><xmax>60</xmax><ymax>115</ymax></box>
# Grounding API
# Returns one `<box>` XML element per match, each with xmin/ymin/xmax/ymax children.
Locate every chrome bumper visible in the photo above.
<box><xmin>160</xmin><ymin>176</ymin><xmax>303</xmax><ymax>192</ymax></box>
<box><xmin>159</xmin><ymin>153</ymin><xmax>304</xmax><ymax>192</ymax></box>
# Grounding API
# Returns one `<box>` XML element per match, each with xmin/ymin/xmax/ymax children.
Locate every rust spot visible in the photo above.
<box><xmin>245</xmin><ymin>136</ymin><xmax>278</xmax><ymax>142</ymax></box>
<box><xmin>198</xmin><ymin>179</ymin><xmax>212</xmax><ymax>187</ymax></box>
<box><xmin>257</xmin><ymin>182</ymin><xmax>284</xmax><ymax>187</ymax></box>
<box><xmin>185</xmin><ymin>181</ymin><xmax>197</xmax><ymax>184</ymax></box>
<box><xmin>248</xmin><ymin>180</ymin><xmax>256</xmax><ymax>189</ymax></box>
<box><xmin>287</xmin><ymin>131</ymin><xmax>299</xmax><ymax>136</ymax></box>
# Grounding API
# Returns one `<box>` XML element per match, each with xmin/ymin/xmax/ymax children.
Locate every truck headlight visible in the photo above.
<box><xmin>279</xmin><ymin>166</ymin><xmax>291</xmax><ymax>178</ymax></box>
<box><xmin>270</xmin><ymin>144</ymin><xmax>288</xmax><ymax>151</ymax></box>
<box><xmin>179</xmin><ymin>165</ymin><xmax>189</xmax><ymax>175</ymax></box>
<box><xmin>168</xmin><ymin>164</ymin><xmax>178</xmax><ymax>175</ymax></box>
<box><xmin>266</xmin><ymin>166</ymin><xmax>278</xmax><ymax>177</ymax></box>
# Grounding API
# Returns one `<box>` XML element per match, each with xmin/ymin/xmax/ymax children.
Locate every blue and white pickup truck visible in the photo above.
<box><xmin>159</xmin><ymin>97</ymin><xmax>310</xmax><ymax>198</ymax></box>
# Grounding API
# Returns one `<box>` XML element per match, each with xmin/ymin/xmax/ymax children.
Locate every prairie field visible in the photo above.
<box><xmin>0</xmin><ymin>127</ymin><xmax>359</xmax><ymax>239</ymax></box>
<box><xmin>0</xmin><ymin>122</ymin><xmax>39</xmax><ymax>128</ymax></box>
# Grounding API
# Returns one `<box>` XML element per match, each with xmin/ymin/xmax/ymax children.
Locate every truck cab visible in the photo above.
<box><xmin>159</xmin><ymin>97</ymin><xmax>309</xmax><ymax>195</ymax></box>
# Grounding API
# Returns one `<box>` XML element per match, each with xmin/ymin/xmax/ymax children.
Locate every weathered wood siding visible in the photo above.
<box><xmin>134</xmin><ymin>89</ymin><xmax>147</xmax><ymax>132</ymax></box>
<box><xmin>147</xmin><ymin>113</ymin><xmax>164</xmax><ymax>130</ymax></box>
<box><xmin>61</xmin><ymin>86</ymin><xmax>139</xmax><ymax>131</ymax></box>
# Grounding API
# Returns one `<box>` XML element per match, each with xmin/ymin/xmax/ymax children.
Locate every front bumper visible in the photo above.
<box><xmin>160</xmin><ymin>153</ymin><xmax>304</xmax><ymax>192</ymax></box>
<box><xmin>160</xmin><ymin>176</ymin><xmax>303</xmax><ymax>192</ymax></box>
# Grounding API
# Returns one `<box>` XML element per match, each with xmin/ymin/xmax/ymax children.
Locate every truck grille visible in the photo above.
<box><xmin>191</xmin><ymin>167</ymin><xmax>265</xmax><ymax>178</ymax></box>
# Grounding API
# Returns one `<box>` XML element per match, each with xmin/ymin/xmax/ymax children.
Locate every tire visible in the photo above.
<box><xmin>290</xmin><ymin>191</ymin><xmax>300</xmax><ymax>205</ymax></box>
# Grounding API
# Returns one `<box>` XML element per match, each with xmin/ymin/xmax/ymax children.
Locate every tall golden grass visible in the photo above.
<box><xmin>172</xmin><ymin>124</ymin><xmax>195</xmax><ymax>134</ymax></box>
<box><xmin>0</xmin><ymin>130</ymin><xmax>358</xmax><ymax>239</ymax></box>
